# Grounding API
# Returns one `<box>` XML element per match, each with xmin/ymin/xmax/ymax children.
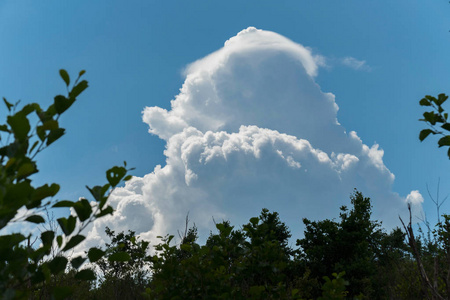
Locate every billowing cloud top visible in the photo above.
<box><xmin>143</xmin><ymin>27</ymin><xmax>339</xmax><ymax>147</ymax></box>
<box><xmin>80</xmin><ymin>27</ymin><xmax>420</xmax><ymax>251</ymax></box>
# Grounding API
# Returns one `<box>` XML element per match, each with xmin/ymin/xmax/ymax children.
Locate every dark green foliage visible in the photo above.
<box><xmin>147</xmin><ymin>209</ymin><xmax>299</xmax><ymax>299</ymax></box>
<box><xmin>401</xmin><ymin>209</ymin><xmax>450</xmax><ymax>299</ymax></box>
<box><xmin>32</xmin><ymin>269</ymin><xmax>93</xmax><ymax>300</ymax></box>
<box><xmin>317</xmin><ymin>272</ymin><xmax>348</xmax><ymax>300</ymax></box>
<box><xmin>146</xmin><ymin>208</ymin><xmax>362</xmax><ymax>299</ymax></box>
<box><xmin>141</xmin><ymin>194</ymin><xmax>429</xmax><ymax>299</ymax></box>
<box><xmin>0</xmin><ymin>70</ymin><xmax>132</xmax><ymax>299</ymax></box>
<box><xmin>297</xmin><ymin>190</ymin><xmax>407</xmax><ymax>299</ymax></box>
<box><xmin>91</xmin><ymin>227</ymin><xmax>151</xmax><ymax>300</ymax></box>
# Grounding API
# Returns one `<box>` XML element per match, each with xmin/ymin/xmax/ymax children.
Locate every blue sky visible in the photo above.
<box><xmin>1</xmin><ymin>0</ymin><xmax>450</xmax><ymax>242</ymax></box>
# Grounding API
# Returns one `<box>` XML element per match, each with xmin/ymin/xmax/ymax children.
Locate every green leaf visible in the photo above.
<box><xmin>37</xmin><ymin>108</ymin><xmax>55</xmax><ymax>123</ymax></box>
<box><xmin>46</xmin><ymin>104</ymin><xmax>56</xmax><ymax>116</ymax></box>
<box><xmin>48</xmin><ymin>256</ymin><xmax>68</xmax><ymax>275</ymax></box>
<box><xmin>3</xmin><ymin>97</ymin><xmax>13</xmax><ymax>111</ymax></box>
<box><xmin>52</xmin><ymin>200</ymin><xmax>75</xmax><ymax>208</ymax></box>
<box><xmin>69</xmin><ymin>80</ymin><xmax>88</xmax><ymax>99</ymax></box>
<box><xmin>32</xmin><ymin>183</ymin><xmax>60</xmax><ymax>203</ymax></box>
<box><xmin>250</xmin><ymin>217</ymin><xmax>259</xmax><ymax>226</ymax></box>
<box><xmin>57</xmin><ymin>235</ymin><xmax>63</xmax><ymax>247</ymax></box>
<box><xmin>29</xmin><ymin>140</ymin><xmax>39</xmax><ymax>154</ymax></box>
<box><xmin>106</xmin><ymin>166</ymin><xmax>127</xmax><ymax>187</ymax></box>
<box><xmin>86</xmin><ymin>185</ymin><xmax>105</xmax><ymax>202</ymax></box>
<box><xmin>442</xmin><ymin>123</ymin><xmax>450</xmax><ymax>131</ymax></box>
<box><xmin>7</xmin><ymin>112</ymin><xmax>30</xmax><ymax>140</ymax></box>
<box><xmin>438</xmin><ymin>136</ymin><xmax>450</xmax><ymax>148</ymax></box>
<box><xmin>249</xmin><ymin>285</ymin><xmax>265</xmax><ymax>296</ymax></box>
<box><xmin>4</xmin><ymin>181</ymin><xmax>34</xmax><ymax>208</ymax></box>
<box><xmin>36</xmin><ymin>126</ymin><xmax>46</xmax><ymax>141</ymax></box>
<box><xmin>31</xmin><ymin>267</ymin><xmax>47</xmax><ymax>285</ymax></box>
<box><xmin>419</xmin><ymin>129</ymin><xmax>435</xmax><ymax>141</ymax></box>
<box><xmin>54</xmin><ymin>95</ymin><xmax>75</xmax><ymax>115</ymax></box>
<box><xmin>21</xmin><ymin>103</ymin><xmax>39</xmax><ymax>115</ymax></box>
<box><xmin>73</xmin><ymin>198</ymin><xmax>92</xmax><ymax>222</ymax></box>
<box><xmin>47</xmin><ymin>128</ymin><xmax>65</xmax><ymax>146</ymax></box>
<box><xmin>52</xmin><ymin>286</ymin><xmax>73</xmax><ymax>300</ymax></box>
<box><xmin>41</xmin><ymin>119</ymin><xmax>59</xmax><ymax>130</ymax></box>
<box><xmin>425</xmin><ymin>95</ymin><xmax>437</xmax><ymax>102</ymax></box>
<box><xmin>96</xmin><ymin>206</ymin><xmax>113</xmax><ymax>218</ymax></box>
<box><xmin>59</xmin><ymin>69</ymin><xmax>70</xmax><ymax>87</ymax></box>
<box><xmin>180</xmin><ymin>244</ymin><xmax>191</xmax><ymax>252</ymax></box>
<box><xmin>437</xmin><ymin>93</ymin><xmax>448</xmax><ymax>106</ymax></box>
<box><xmin>88</xmin><ymin>247</ymin><xmax>105</xmax><ymax>262</ymax></box>
<box><xmin>57</xmin><ymin>216</ymin><xmax>76</xmax><ymax>236</ymax></box>
<box><xmin>216</xmin><ymin>223</ymin><xmax>225</xmax><ymax>232</ymax></box>
<box><xmin>17</xmin><ymin>162</ymin><xmax>37</xmax><ymax>179</ymax></box>
<box><xmin>70</xmin><ymin>256</ymin><xmax>86</xmax><ymax>269</ymax></box>
<box><xmin>108</xmin><ymin>251</ymin><xmax>131</xmax><ymax>262</ymax></box>
<box><xmin>41</xmin><ymin>231</ymin><xmax>55</xmax><ymax>247</ymax></box>
<box><xmin>74</xmin><ymin>269</ymin><xmax>96</xmax><ymax>281</ymax></box>
<box><xmin>423</xmin><ymin>111</ymin><xmax>439</xmax><ymax>125</ymax></box>
<box><xmin>62</xmin><ymin>235</ymin><xmax>85</xmax><ymax>251</ymax></box>
<box><xmin>79</xmin><ymin>70</ymin><xmax>86</xmax><ymax>77</ymax></box>
<box><xmin>0</xmin><ymin>124</ymin><xmax>10</xmax><ymax>133</ymax></box>
<box><xmin>26</xmin><ymin>215</ymin><xmax>45</xmax><ymax>224</ymax></box>
<box><xmin>0</xmin><ymin>234</ymin><xmax>26</xmax><ymax>249</ymax></box>
<box><xmin>419</xmin><ymin>98</ymin><xmax>432</xmax><ymax>106</ymax></box>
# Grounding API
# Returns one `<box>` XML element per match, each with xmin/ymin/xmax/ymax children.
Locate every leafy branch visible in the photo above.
<box><xmin>419</xmin><ymin>93</ymin><xmax>450</xmax><ymax>158</ymax></box>
<box><xmin>0</xmin><ymin>70</ymin><xmax>133</xmax><ymax>299</ymax></box>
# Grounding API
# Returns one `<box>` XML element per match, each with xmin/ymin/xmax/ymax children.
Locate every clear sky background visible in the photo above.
<box><xmin>1</xmin><ymin>1</ymin><xmax>450</xmax><ymax>244</ymax></box>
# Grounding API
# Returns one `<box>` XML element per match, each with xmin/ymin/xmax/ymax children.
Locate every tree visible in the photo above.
<box><xmin>92</xmin><ymin>227</ymin><xmax>151</xmax><ymax>299</ymax></box>
<box><xmin>147</xmin><ymin>209</ymin><xmax>301</xmax><ymax>299</ymax></box>
<box><xmin>297</xmin><ymin>190</ymin><xmax>407</xmax><ymax>299</ymax></box>
<box><xmin>0</xmin><ymin>70</ymin><xmax>133</xmax><ymax>299</ymax></box>
<box><xmin>395</xmin><ymin>92</ymin><xmax>450</xmax><ymax>299</ymax></box>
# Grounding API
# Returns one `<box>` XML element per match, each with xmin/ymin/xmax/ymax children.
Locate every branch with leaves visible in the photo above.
<box><xmin>419</xmin><ymin>93</ymin><xmax>450</xmax><ymax>157</ymax></box>
<box><xmin>0</xmin><ymin>70</ymin><xmax>133</xmax><ymax>299</ymax></box>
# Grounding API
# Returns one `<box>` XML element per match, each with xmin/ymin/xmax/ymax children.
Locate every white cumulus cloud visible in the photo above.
<box><xmin>79</xmin><ymin>27</ymin><xmax>421</xmax><ymax>251</ymax></box>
